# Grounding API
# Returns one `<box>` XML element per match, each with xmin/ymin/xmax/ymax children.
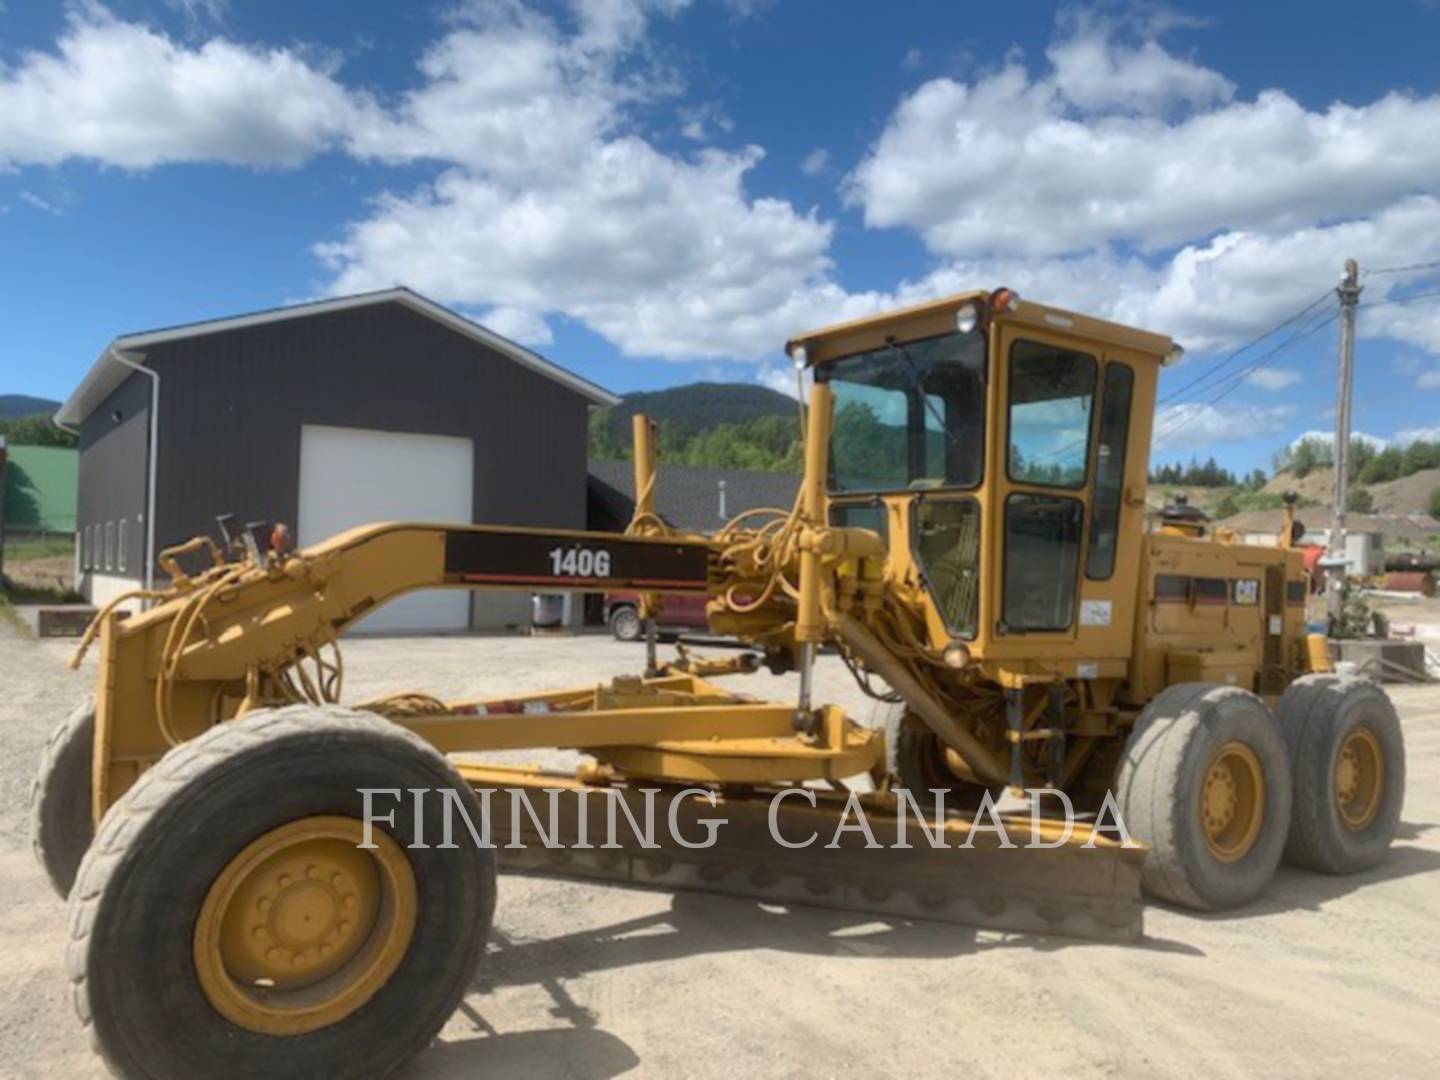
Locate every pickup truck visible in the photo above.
<box><xmin>603</xmin><ymin>590</ymin><xmax>710</xmax><ymax>641</ymax></box>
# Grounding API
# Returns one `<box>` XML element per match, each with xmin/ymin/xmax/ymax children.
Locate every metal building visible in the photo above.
<box><xmin>55</xmin><ymin>288</ymin><xmax>617</xmax><ymax>632</ymax></box>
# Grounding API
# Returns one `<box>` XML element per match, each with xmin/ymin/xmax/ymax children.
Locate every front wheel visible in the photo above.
<box><xmin>31</xmin><ymin>696</ymin><xmax>95</xmax><ymax>898</ymax></box>
<box><xmin>609</xmin><ymin>605</ymin><xmax>643</xmax><ymax>642</ymax></box>
<box><xmin>68</xmin><ymin>705</ymin><xmax>495</xmax><ymax>1079</ymax></box>
<box><xmin>1114</xmin><ymin>683</ymin><xmax>1292</xmax><ymax>910</ymax></box>
<box><xmin>876</xmin><ymin>701</ymin><xmax>1002</xmax><ymax>811</ymax></box>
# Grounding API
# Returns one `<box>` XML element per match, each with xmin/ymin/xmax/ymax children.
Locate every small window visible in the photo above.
<box><xmin>1194</xmin><ymin>577</ymin><xmax>1228</xmax><ymax>606</ymax></box>
<box><xmin>1007</xmin><ymin>340</ymin><xmax>1097</xmax><ymax>488</ymax></box>
<box><xmin>913</xmin><ymin>498</ymin><xmax>982</xmax><ymax>638</ymax></box>
<box><xmin>118</xmin><ymin>520</ymin><xmax>127</xmax><ymax>572</ymax></box>
<box><xmin>1086</xmin><ymin>363</ymin><xmax>1134</xmax><ymax>580</ymax></box>
<box><xmin>1003</xmin><ymin>493</ymin><xmax>1085</xmax><ymax>631</ymax></box>
<box><xmin>105</xmin><ymin>522</ymin><xmax>114</xmax><ymax>571</ymax></box>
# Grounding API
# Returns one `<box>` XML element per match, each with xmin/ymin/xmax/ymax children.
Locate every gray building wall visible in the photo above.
<box><xmin>122</xmin><ymin>301</ymin><xmax>588</xmax><ymax>625</ymax></box>
<box><xmin>76</xmin><ymin>371</ymin><xmax>150</xmax><ymax>587</ymax></box>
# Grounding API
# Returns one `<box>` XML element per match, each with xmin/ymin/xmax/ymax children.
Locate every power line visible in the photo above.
<box><xmin>1156</xmin><ymin>289</ymin><xmax>1332</xmax><ymax>407</ymax></box>
<box><xmin>1364</xmin><ymin>287</ymin><xmax>1440</xmax><ymax>309</ymax></box>
<box><xmin>1364</xmin><ymin>260</ymin><xmax>1440</xmax><ymax>277</ymax></box>
<box><xmin>1152</xmin><ymin>311</ymin><xmax>1339</xmax><ymax>445</ymax></box>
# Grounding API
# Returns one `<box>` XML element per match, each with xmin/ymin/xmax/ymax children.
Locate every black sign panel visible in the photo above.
<box><xmin>444</xmin><ymin>530</ymin><xmax>711</xmax><ymax>591</ymax></box>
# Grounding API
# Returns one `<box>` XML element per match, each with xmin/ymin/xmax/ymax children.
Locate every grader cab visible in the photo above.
<box><xmin>33</xmin><ymin>288</ymin><xmax>1405</xmax><ymax>1078</ymax></box>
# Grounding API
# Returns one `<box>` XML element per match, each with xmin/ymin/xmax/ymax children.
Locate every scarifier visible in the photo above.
<box><xmin>33</xmin><ymin>288</ymin><xmax>1405</xmax><ymax>1078</ymax></box>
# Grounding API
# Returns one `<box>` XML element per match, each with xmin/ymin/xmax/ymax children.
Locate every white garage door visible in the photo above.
<box><xmin>298</xmin><ymin>425</ymin><xmax>473</xmax><ymax>633</ymax></box>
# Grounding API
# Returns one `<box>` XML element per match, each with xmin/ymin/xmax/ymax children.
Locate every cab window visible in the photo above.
<box><xmin>1086</xmin><ymin>362</ymin><xmax>1134</xmax><ymax>580</ymax></box>
<box><xmin>1007</xmin><ymin>340</ymin><xmax>1097</xmax><ymax>488</ymax></box>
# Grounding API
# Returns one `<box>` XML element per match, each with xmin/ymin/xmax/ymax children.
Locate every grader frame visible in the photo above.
<box><xmin>43</xmin><ymin>286</ymin><xmax>1407</xmax><ymax>1080</ymax></box>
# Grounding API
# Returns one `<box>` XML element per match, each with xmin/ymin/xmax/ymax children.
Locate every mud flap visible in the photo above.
<box><xmin>456</xmin><ymin>766</ymin><xmax>1145</xmax><ymax>942</ymax></box>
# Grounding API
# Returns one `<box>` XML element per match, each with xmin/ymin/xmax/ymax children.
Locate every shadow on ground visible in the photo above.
<box><xmin>411</xmin><ymin>880</ymin><xmax>1202</xmax><ymax>1077</ymax></box>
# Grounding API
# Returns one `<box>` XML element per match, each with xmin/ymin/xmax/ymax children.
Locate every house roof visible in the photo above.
<box><xmin>588</xmin><ymin>460</ymin><xmax>800</xmax><ymax>534</ymax></box>
<box><xmin>55</xmin><ymin>287</ymin><xmax>618</xmax><ymax>427</ymax></box>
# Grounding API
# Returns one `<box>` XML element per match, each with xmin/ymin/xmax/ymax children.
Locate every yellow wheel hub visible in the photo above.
<box><xmin>1200</xmin><ymin>741</ymin><xmax>1265</xmax><ymax>863</ymax></box>
<box><xmin>193</xmin><ymin>816</ymin><xmax>417</xmax><ymax>1035</ymax></box>
<box><xmin>1335</xmin><ymin>726</ymin><xmax>1384</xmax><ymax>831</ymax></box>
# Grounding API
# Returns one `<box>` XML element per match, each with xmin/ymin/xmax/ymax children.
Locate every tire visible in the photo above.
<box><xmin>30</xmin><ymin>695</ymin><xmax>95</xmax><ymax>898</ymax></box>
<box><xmin>876</xmin><ymin>700</ymin><xmax>1002</xmax><ymax>811</ymax></box>
<box><xmin>1114</xmin><ymin>683</ymin><xmax>1292</xmax><ymax>910</ymax></box>
<box><xmin>609</xmin><ymin>604</ymin><xmax>642</xmax><ymax>642</ymax></box>
<box><xmin>67</xmin><ymin>705</ymin><xmax>496</xmax><ymax>1080</ymax></box>
<box><xmin>1277</xmin><ymin>674</ymin><xmax>1405</xmax><ymax>874</ymax></box>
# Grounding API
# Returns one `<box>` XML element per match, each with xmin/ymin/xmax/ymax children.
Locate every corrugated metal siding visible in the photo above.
<box><xmin>141</xmin><ymin>301</ymin><xmax>587</xmax><ymax>583</ymax></box>
<box><xmin>76</xmin><ymin>372</ymin><xmax>150</xmax><ymax>585</ymax></box>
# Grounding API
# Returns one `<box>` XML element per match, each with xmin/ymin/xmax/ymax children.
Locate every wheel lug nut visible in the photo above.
<box><xmin>278</xmin><ymin>874</ymin><xmax>292</xmax><ymax>887</ymax></box>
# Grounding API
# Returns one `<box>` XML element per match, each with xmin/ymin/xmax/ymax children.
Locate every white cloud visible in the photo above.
<box><xmin>318</xmin><ymin>2</ymin><xmax>887</xmax><ymax>361</ymax></box>
<box><xmin>901</xmin><ymin>48</ymin><xmax>924</xmax><ymax>71</ymax></box>
<box><xmin>1289</xmin><ymin>429</ymin><xmax>1388</xmax><ymax>450</ymax></box>
<box><xmin>166</xmin><ymin>0</ymin><xmax>229</xmax><ymax>27</ymax></box>
<box><xmin>1152</xmin><ymin>402</ymin><xmax>1296</xmax><ymax>453</ymax></box>
<box><xmin>800</xmin><ymin>148</ymin><xmax>830</xmax><ymax>176</ymax></box>
<box><xmin>846</xmin><ymin>16</ymin><xmax>1440</xmax><ymax>261</ymax></box>
<box><xmin>18</xmin><ymin>190</ymin><xmax>60</xmax><ymax>214</ymax></box>
<box><xmin>1417</xmin><ymin>370</ymin><xmax>1440</xmax><ymax>389</ymax></box>
<box><xmin>0</xmin><ymin>6</ymin><xmax>369</xmax><ymax>168</ymax></box>
<box><xmin>1244</xmin><ymin>367</ymin><xmax>1302</xmax><ymax>391</ymax></box>
<box><xmin>756</xmin><ymin>360</ymin><xmax>808</xmax><ymax>400</ymax></box>
<box><xmin>1395</xmin><ymin>426</ymin><xmax>1440</xmax><ymax>445</ymax></box>
<box><xmin>473</xmin><ymin>305</ymin><xmax>553</xmax><ymax>346</ymax></box>
<box><xmin>883</xmin><ymin>196</ymin><xmax>1440</xmax><ymax>355</ymax></box>
<box><xmin>1046</xmin><ymin>8</ymin><xmax>1233</xmax><ymax>115</ymax></box>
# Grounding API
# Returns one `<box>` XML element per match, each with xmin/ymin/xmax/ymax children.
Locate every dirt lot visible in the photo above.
<box><xmin>2</xmin><ymin>621</ymin><xmax>1438</xmax><ymax>1078</ymax></box>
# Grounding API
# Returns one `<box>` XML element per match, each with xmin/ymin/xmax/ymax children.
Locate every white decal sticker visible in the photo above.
<box><xmin>1269</xmin><ymin>614</ymin><xmax>1284</xmax><ymax>635</ymax></box>
<box><xmin>1079</xmin><ymin>600</ymin><xmax>1112</xmax><ymax>627</ymax></box>
<box><xmin>1233</xmin><ymin>579</ymin><xmax>1260</xmax><ymax>606</ymax></box>
<box><xmin>1077</xmin><ymin>662</ymin><xmax>1099</xmax><ymax>679</ymax></box>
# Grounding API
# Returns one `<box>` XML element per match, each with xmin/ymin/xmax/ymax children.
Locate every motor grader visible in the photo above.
<box><xmin>33</xmin><ymin>287</ymin><xmax>1405</xmax><ymax>1078</ymax></box>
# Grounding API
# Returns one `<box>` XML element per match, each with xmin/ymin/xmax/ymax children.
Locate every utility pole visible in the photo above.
<box><xmin>1326</xmin><ymin>258</ymin><xmax>1362</xmax><ymax>626</ymax></box>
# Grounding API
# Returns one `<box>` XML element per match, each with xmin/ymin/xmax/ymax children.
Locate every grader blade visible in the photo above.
<box><xmin>456</xmin><ymin>766</ymin><xmax>1145</xmax><ymax>942</ymax></box>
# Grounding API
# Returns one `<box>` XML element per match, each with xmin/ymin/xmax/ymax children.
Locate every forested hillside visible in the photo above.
<box><xmin>588</xmin><ymin>383</ymin><xmax>804</xmax><ymax>471</ymax></box>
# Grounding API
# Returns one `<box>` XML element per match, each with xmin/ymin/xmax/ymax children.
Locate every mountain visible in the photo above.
<box><xmin>599</xmin><ymin>382</ymin><xmax>796</xmax><ymax>440</ymax></box>
<box><xmin>589</xmin><ymin>382</ymin><xmax>805</xmax><ymax>472</ymax></box>
<box><xmin>1263</xmin><ymin>465</ymin><xmax>1440</xmax><ymax>517</ymax></box>
<box><xmin>0</xmin><ymin>394</ymin><xmax>60</xmax><ymax>420</ymax></box>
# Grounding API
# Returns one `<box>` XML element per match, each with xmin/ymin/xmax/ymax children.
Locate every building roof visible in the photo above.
<box><xmin>55</xmin><ymin>287</ymin><xmax>618</xmax><ymax>427</ymax></box>
<box><xmin>587</xmin><ymin>460</ymin><xmax>800</xmax><ymax>534</ymax></box>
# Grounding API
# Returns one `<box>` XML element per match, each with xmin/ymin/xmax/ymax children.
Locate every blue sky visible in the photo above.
<box><xmin>3</xmin><ymin>0</ymin><xmax>1440</xmax><ymax>473</ymax></box>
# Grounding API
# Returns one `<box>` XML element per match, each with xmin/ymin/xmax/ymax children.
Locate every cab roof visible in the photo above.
<box><xmin>785</xmin><ymin>289</ymin><xmax>1176</xmax><ymax>367</ymax></box>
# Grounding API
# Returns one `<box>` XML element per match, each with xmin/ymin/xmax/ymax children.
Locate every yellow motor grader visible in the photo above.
<box><xmin>33</xmin><ymin>288</ymin><xmax>1405</xmax><ymax>1078</ymax></box>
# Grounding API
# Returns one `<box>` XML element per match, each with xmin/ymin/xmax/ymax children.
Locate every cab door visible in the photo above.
<box><xmin>988</xmin><ymin>327</ymin><xmax>1100</xmax><ymax>650</ymax></box>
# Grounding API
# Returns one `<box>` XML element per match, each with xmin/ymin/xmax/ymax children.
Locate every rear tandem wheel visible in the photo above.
<box><xmin>1114</xmin><ymin>683</ymin><xmax>1293</xmax><ymax>910</ymax></box>
<box><xmin>67</xmin><ymin>705</ymin><xmax>496</xmax><ymax>1079</ymax></box>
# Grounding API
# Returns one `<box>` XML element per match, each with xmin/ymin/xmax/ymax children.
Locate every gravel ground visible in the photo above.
<box><xmin>2</xmin><ymin>619</ymin><xmax>1439</xmax><ymax>1078</ymax></box>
